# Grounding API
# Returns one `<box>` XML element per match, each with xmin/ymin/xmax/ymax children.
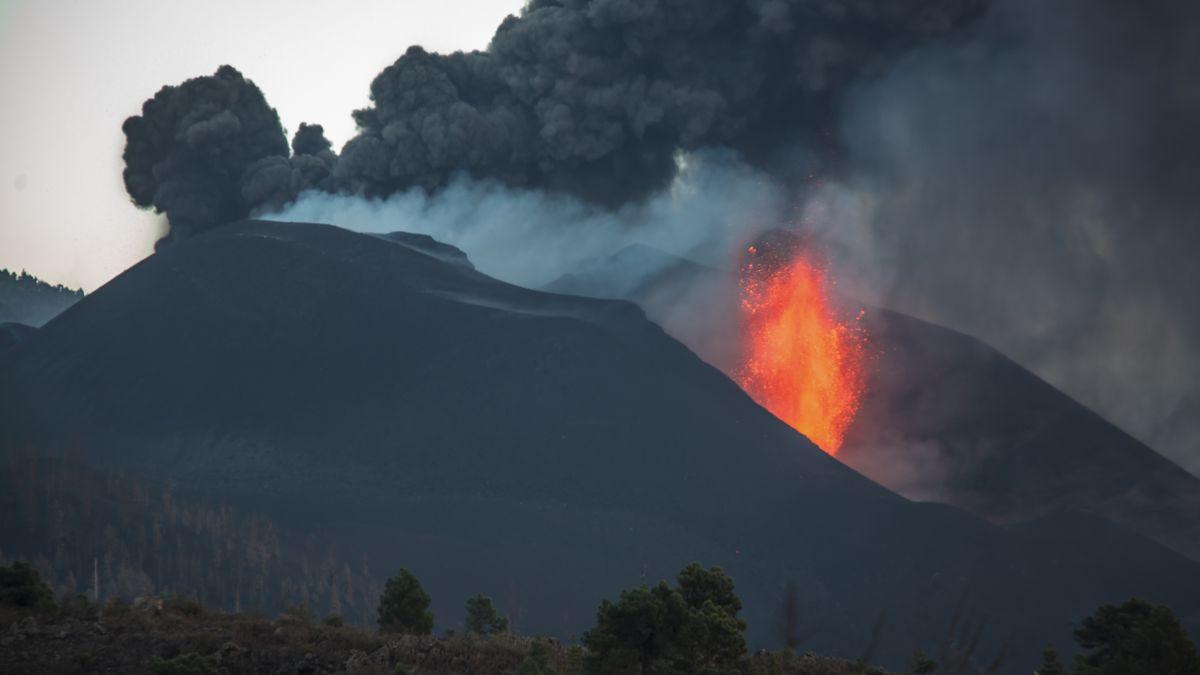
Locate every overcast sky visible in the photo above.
<box><xmin>0</xmin><ymin>0</ymin><xmax>524</xmax><ymax>291</ymax></box>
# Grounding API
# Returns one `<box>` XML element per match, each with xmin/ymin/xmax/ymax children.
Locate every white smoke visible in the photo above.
<box><xmin>267</xmin><ymin>149</ymin><xmax>786</xmax><ymax>291</ymax></box>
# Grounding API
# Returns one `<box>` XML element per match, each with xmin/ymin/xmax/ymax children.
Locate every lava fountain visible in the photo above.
<box><xmin>736</xmin><ymin>235</ymin><xmax>868</xmax><ymax>454</ymax></box>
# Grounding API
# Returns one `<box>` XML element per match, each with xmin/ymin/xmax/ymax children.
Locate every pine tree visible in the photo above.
<box><xmin>377</xmin><ymin>568</ymin><xmax>433</xmax><ymax>635</ymax></box>
<box><xmin>582</xmin><ymin>562</ymin><xmax>747</xmax><ymax>673</ymax></box>
<box><xmin>1073</xmin><ymin>598</ymin><xmax>1200</xmax><ymax>674</ymax></box>
<box><xmin>465</xmin><ymin>594</ymin><xmax>509</xmax><ymax>635</ymax></box>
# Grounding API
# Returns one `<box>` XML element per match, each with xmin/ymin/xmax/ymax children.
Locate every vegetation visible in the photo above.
<box><xmin>0</xmin><ymin>448</ymin><xmax>380</xmax><ymax>623</ymax></box>
<box><xmin>465</xmin><ymin>593</ymin><xmax>508</xmax><ymax>635</ymax></box>
<box><xmin>1036</xmin><ymin>646</ymin><xmax>1065</xmax><ymax>675</ymax></box>
<box><xmin>907</xmin><ymin>648</ymin><xmax>936</xmax><ymax>674</ymax></box>
<box><xmin>581</xmin><ymin>562</ymin><xmax>747</xmax><ymax>673</ymax></box>
<box><xmin>377</xmin><ymin>569</ymin><xmax>433</xmax><ymax>635</ymax></box>
<box><xmin>0</xmin><ymin>561</ymin><xmax>53</xmax><ymax>608</ymax></box>
<box><xmin>1071</xmin><ymin>598</ymin><xmax>1200</xmax><ymax>675</ymax></box>
<box><xmin>3</xmin><ymin>550</ymin><xmax>1197</xmax><ymax>674</ymax></box>
<box><xmin>0</xmin><ymin>268</ymin><xmax>83</xmax><ymax>326</ymax></box>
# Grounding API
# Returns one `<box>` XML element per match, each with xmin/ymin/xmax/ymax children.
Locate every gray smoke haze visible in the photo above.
<box><xmin>799</xmin><ymin>0</ymin><xmax>1200</xmax><ymax>474</ymax></box>
<box><xmin>271</xmin><ymin>149</ymin><xmax>780</xmax><ymax>289</ymax></box>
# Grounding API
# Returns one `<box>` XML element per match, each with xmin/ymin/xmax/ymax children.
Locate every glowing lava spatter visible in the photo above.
<box><xmin>736</xmin><ymin>239</ymin><xmax>868</xmax><ymax>454</ymax></box>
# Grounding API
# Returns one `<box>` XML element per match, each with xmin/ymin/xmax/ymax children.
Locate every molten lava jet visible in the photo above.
<box><xmin>736</xmin><ymin>236</ymin><xmax>868</xmax><ymax>454</ymax></box>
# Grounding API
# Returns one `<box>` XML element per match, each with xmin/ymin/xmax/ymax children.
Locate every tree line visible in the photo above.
<box><xmin>3</xmin><ymin>554</ymin><xmax>1197</xmax><ymax>673</ymax></box>
<box><xmin>0</xmin><ymin>447</ymin><xmax>380</xmax><ymax>624</ymax></box>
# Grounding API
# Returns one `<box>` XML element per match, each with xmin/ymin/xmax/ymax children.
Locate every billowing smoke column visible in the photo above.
<box><xmin>121</xmin><ymin>68</ymin><xmax>333</xmax><ymax>244</ymax></box>
<box><xmin>334</xmin><ymin>0</ymin><xmax>988</xmax><ymax>206</ymax></box>
<box><xmin>121</xmin><ymin>66</ymin><xmax>288</xmax><ymax>244</ymax></box>
<box><xmin>121</xmin><ymin>0</ymin><xmax>989</xmax><ymax>240</ymax></box>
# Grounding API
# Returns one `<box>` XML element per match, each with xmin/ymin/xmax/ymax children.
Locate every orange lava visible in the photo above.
<box><xmin>736</xmin><ymin>241</ymin><xmax>868</xmax><ymax>454</ymax></box>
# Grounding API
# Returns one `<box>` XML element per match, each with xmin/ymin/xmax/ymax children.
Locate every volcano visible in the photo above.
<box><xmin>546</xmin><ymin>236</ymin><xmax>1200</xmax><ymax>564</ymax></box>
<box><xmin>1</xmin><ymin>220</ymin><xmax>1197</xmax><ymax>672</ymax></box>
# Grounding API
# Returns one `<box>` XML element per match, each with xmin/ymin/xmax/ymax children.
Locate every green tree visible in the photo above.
<box><xmin>465</xmin><ymin>593</ymin><xmax>509</xmax><ymax>634</ymax></box>
<box><xmin>0</xmin><ymin>561</ymin><xmax>53</xmax><ymax>608</ymax></box>
<box><xmin>908</xmin><ymin>648</ymin><xmax>937</xmax><ymax>674</ymax></box>
<box><xmin>582</xmin><ymin>562</ymin><xmax>747</xmax><ymax>673</ymax></box>
<box><xmin>516</xmin><ymin>639</ymin><xmax>553</xmax><ymax>675</ymax></box>
<box><xmin>377</xmin><ymin>568</ymin><xmax>433</xmax><ymax>635</ymax></box>
<box><xmin>1036</xmin><ymin>645</ymin><xmax>1065</xmax><ymax>675</ymax></box>
<box><xmin>1072</xmin><ymin>598</ymin><xmax>1200</xmax><ymax>675</ymax></box>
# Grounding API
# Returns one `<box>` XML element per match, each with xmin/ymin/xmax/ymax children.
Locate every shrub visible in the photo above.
<box><xmin>279</xmin><ymin>603</ymin><xmax>314</xmax><ymax>626</ymax></box>
<box><xmin>378</xmin><ymin>568</ymin><xmax>433</xmax><ymax>635</ymax></box>
<box><xmin>58</xmin><ymin>593</ymin><xmax>96</xmax><ymax>620</ymax></box>
<box><xmin>465</xmin><ymin>593</ymin><xmax>509</xmax><ymax>635</ymax></box>
<box><xmin>149</xmin><ymin>651</ymin><xmax>226</xmax><ymax>674</ymax></box>
<box><xmin>0</xmin><ymin>561</ymin><xmax>53</xmax><ymax>608</ymax></box>
<box><xmin>1036</xmin><ymin>645</ymin><xmax>1065</xmax><ymax>675</ymax></box>
<box><xmin>908</xmin><ymin>648</ymin><xmax>937</xmax><ymax>674</ymax></box>
<box><xmin>323</xmin><ymin>614</ymin><xmax>345</xmax><ymax>627</ymax></box>
<box><xmin>516</xmin><ymin>638</ymin><xmax>553</xmax><ymax>674</ymax></box>
<box><xmin>163</xmin><ymin>594</ymin><xmax>203</xmax><ymax>617</ymax></box>
<box><xmin>582</xmin><ymin>562</ymin><xmax>747</xmax><ymax>673</ymax></box>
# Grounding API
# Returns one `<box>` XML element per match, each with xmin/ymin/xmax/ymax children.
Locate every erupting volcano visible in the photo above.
<box><xmin>736</xmin><ymin>235</ymin><xmax>869</xmax><ymax>454</ymax></box>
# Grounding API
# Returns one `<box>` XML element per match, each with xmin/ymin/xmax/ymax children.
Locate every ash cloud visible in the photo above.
<box><xmin>121</xmin><ymin>66</ymin><xmax>292</xmax><ymax>244</ymax></box>
<box><xmin>123</xmin><ymin>1</ymin><xmax>987</xmax><ymax>242</ymax></box>
<box><xmin>334</xmin><ymin>0</ymin><xmax>986</xmax><ymax>206</ymax></box>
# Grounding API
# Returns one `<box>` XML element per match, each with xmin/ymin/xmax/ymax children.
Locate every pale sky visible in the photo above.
<box><xmin>0</xmin><ymin>0</ymin><xmax>524</xmax><ymax>291</ymax></box>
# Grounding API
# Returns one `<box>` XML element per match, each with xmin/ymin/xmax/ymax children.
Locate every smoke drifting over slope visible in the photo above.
<box><xmin>274</xmin><ymin>150</ymin><xmax>780</xmax><ymax>289</ymax></box>
<box><xmin>812</xmin><ymin>0</ymin><xmax>1200</xmax><ymax>473</ymax></box>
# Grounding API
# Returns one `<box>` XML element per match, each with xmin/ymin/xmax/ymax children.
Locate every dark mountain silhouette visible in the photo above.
<box><xmin>0</xmin><ymin>269</ymin><xmax>83</xmax><ymax>327</ymax></box>
<box><xmin>544</xmin><ymin>241</ymin><xmax>1200</xmax><ymax>563</ymax></box>
<box><xmin>1</xmin><ymin>221</ymin><xmax>1197</xmax><ymax>672</ymax></box>
<box><xmin>0</xmin><ymin>323</ymin><xmax>36</xmax><ymax>354</ymax></box>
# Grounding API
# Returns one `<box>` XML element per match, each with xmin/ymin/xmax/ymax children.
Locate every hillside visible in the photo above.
<box><xmin>0</xmin><ymin>323</ymin><xmax>36</xmax><ymax>354</ymax></box>
<box><xmin>0</xmin><ymin>269</ymin><xmax>83</xmax><ymax>327</ymax></box>
<box><xmin>1</xmin><ymin>220</ymin><xmax>1198</xmax><ymax>672</ymax></box>
<box><xmin>838</xmin><ymin>310</ymin><xmax>1200</xmax><ymax>561</ymax></box>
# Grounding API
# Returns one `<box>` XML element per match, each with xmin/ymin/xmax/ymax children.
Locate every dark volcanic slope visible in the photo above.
<box><xmin>839</xmin><ymin>310</ymin><xmax>1200</xmax><ymax>561</ymax></box>
<box><xmin>0</xmin><ymin>322</ymin><xmax>36</xmax><ymax>354</ymax></box>
<box><xmin>1</xmin><ymin>221</ymin><xmax>1197</xmax><ymax>672</ymax></box>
